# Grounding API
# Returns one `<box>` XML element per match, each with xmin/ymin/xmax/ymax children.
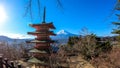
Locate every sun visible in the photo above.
<box><xmin>0</xmin><ymin>5</ymin><xmax>7</xmax><ymax>23</ymax></box>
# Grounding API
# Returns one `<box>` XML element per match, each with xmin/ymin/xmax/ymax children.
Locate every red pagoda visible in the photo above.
<box><xmin>27</xmin><ymin>7</ymin><xmax>56</xmax><ymax>68</ymax></box>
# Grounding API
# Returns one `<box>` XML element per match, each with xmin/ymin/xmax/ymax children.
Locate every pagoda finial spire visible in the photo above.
<box><xmin>42</xmin><ymin>7</ymin><xmax>46</xmax><ymax>23</ymax></box>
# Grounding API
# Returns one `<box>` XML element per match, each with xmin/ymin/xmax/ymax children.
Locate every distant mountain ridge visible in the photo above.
<box><xmin>0</xmin><ymin>36</ymin><xmax>12</xmax><ymax>41</ymax></box>
<box><xmin>0</xmin><ymin>36</ymin><xmax>27</xmax><ymax>44</ymax></box>
<box><xmin>0</xmin><ymin>30</ymin><xmax>77</xmax><ymax>44</ymax></box>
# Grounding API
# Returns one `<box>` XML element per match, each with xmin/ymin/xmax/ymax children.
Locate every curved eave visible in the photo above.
<box><xmin>30</xmin><ymin>40</ymin><xmax>54</xmax><ymax>43</ymax></box>
<box><xmin>29</xmin><ymin>49</ymin><xmax>47</xmax><ymax>53</ymax></box>
<box><xmin>51</xmin><ymin>27</ymin><xmax>56</xmax><ymax>29</ymax></box>
<box><xmin>29</xmin><ymin>24</ymin><xmax>41</xmax><ymax>27</ymax></box>
<box><xmin>48</xmin><ymin>22</ymin><xmax>56</xmax><ymax>29</ymax></box>
<box><xmin>30</xmin><ymin>40</ymin><xmax>47</xmax><ymax>43</ymax></box>
<box><xmin>29</xmin><ymin>23</ymin><xmax>56</xmax><ymax>29</ymax></box>
<box><xmin>49</xmin><ymin>26</ymin><xmax>56</xmax><ymax>29</ymax></box>
<box><xmin>28</xmin><ymin>32</ymin><xmax>43</xmax><ymax>34</ymax></box>
<box><xmin>35</xmin><ymin>38</ymin><xmax>55</xmax><ymax>42</ymax></box>
<box><xmin>28</xmin><ymin>57</ymin><xmax>46</xmax><ymax>64</ymax></box>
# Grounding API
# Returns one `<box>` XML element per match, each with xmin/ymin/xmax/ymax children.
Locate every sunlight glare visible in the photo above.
<box><xmin>0</xmin><ymin>5</ymin><xmax>7</xmax><ymax>24</ymax></box>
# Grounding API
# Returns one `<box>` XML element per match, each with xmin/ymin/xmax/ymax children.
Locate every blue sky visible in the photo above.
<box><xmin>0</xmin><ymin>0</ymin><xmax>118</xmax><ymax>38</ymax></box>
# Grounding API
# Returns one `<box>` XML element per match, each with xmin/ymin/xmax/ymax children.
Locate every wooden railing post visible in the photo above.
<box><xmin>10</xmin><ymin>61</ymin><xmax>15</xmax><ymax>68</ymax></box>
<box><xmin>0</xmin><ymin>56</ymin><xmax>3</xmax><ymax>68</ymax></box>
<box><xmin>4</xmin><ymin>58</ymin><xmax>9</xmax><ymax>68</ymax></box>
<box><xmin>18</xmin><ymin>64</ymin><xmax>21</xmax><ymax>68</ymax></box>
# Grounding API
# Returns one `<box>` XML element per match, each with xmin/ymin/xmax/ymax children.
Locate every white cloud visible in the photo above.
<box><xmin>0</xmin><ymin>33</ymin><xmax>34</xmax><ymax>39</ymax></box>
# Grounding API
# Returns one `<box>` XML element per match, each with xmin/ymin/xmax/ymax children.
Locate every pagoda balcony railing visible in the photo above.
<box><xmin>34</xmin><ymin>45</ymin><xmax>50</xmax><ymax>49</ymax></box>
<box><xmin>28</xmin><ymin>31</ymin><xmax>56</xmax><ymax>36</ymax></box>
<box><xmin>28</xmin><ymin>31</ymin><xmax>54</xmax><ymax>34</ymax></box>
<box><xmin>35</xmin><ymin>38</ymin><xmax>50</xmax><ymax>40</ymax></box>
<box><xmin>35</xmin><ymin>31</ymin><xmax>53</xmax><ymax>33</ymax></box>
<box><xmin>33</xmin><ymin>54</ymin><xmax>50</xmax><ymax>57</ymax></box>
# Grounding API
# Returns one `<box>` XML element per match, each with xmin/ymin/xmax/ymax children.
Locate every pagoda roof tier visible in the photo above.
<box><xmin>28</xmin><ymin>57</ymin><xmax>69</xmax><ymax>67</ymax></box>
<box><xmin>29</xmin><ymin>48</ymin><xmax>48</xmax><ymax>53</ymax></box>
<box><xmin>29</xmin><ymin>40</ymin><xmax>54</xmax><ymax>43</ymax></box>
<box><xmin>28</xmin><ymin>31</ymin><xmax>56</xmax><ymax>36</ymax></box>
<box><xmin>35</xmin><ymin>39</ymin><xmax>55</xmax><ymax>42</ymax></box>
<box><xmin>28</xmin><ymin>57</ymin><xmax>47</xmax><ymax>65</ymax></box>
<box><xmin>30</xmin><ymin>40</ymin><xmax>46</xmax><ymax>43</ymax></box>
<box><xmin>29</xmin><ymin>22</ymin><xmax>56</xmax><ymax>29</ymax></box>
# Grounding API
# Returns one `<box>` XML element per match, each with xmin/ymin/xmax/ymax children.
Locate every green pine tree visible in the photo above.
<box><xmin>112</xmin><ymin>0</ymin><xmax>120</xmax><ymax>43</ymax></box>
<box><xmin>112</xmin><ymin>21</ymin><xmax>120</xmax><ymax>35</ymax></box>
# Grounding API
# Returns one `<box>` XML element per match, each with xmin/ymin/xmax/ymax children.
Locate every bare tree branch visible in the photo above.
<box><xmin>24</xmin><ymin>0</ymin><xmax>63</xmax><ymax>21</ymax></box>
<box><xmin>57</xmin><ymin>0</ymin><xmax>63</xmax><ymax>9</ymax></box>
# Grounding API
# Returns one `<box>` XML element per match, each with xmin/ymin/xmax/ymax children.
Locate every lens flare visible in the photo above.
<box><xmin>0</xmin><ymin>5</ymin><xmax>7</xmax><ymax>23</ymax></box>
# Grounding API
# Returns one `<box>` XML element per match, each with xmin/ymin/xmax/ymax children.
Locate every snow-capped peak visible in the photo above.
<box><xmin>57</xmin><ymin>30</ymin><xmax>70</xmax><ymax>35</ymax></box>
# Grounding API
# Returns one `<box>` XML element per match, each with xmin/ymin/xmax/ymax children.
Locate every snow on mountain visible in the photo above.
<box><xmin>52</xmin><ymin>30</ymin><xmax>77</xmax><ymax>39</ymax></box>
<box><xmin>51</xmin><ymin>30</ymin><xmax>77</xmax><ymax>44</ymax></box>
<box><xmin>57</xmin><ymin>30</ymin><xmax>71</xmax><ymax>35</ymax></box>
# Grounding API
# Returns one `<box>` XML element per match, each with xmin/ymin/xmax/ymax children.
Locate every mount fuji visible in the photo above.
<box><xmin>57</xmin><ymin>30</ymin><xmax>76</xmax><ymax>36</ymax></box>
<box><xmin>52</xmin><ymin>30</ymin><xmax>77</xmax><ymax>39</ymax></box>
<box><xmin>51</xmin><ymin>30</ymin><xmax>77</xmax><ymax>44</ymax></box>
